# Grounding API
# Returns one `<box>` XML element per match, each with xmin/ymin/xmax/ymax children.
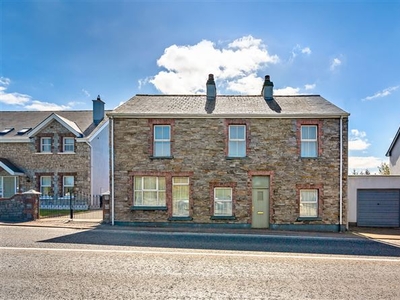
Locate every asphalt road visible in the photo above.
<box><xmin>1</xmin><ymin>226</ymin><xmax>400</xmax><ymax>299</ymax></box>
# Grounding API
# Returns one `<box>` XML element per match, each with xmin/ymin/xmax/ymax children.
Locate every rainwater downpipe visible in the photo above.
<box><xmin>84</xmin><ymin>140</ymin><xmax>93</xmax><ymax>200</ymax></box>
<box><xmin>111</xmin><ymin>117</ymin><xmax>115</xmax><ymax>226</ymax></box>
<box><xmin>339</xmin><ymin>116</ymin><xmax>343</xmax><ymax>232</ymax></box>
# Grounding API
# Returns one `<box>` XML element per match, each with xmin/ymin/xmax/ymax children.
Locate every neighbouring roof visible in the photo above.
<box><xmin>386</xmin><ymin>126</ymin><xmax>400</xmax><ymax>157</ymax></box>
<box><xmin>0</xmin><ymin>110</ymin><xmax>110</xmax><ymax>141</ymax></box>
<box><xmin>108</xmin><ymin>94</ymin><xmax>349</xmax><ymax>118</ymax></box>
<box><xmin>0</xmin><ymin>158</ymin><xmax>25</xmax><ymax>175</ymax></box>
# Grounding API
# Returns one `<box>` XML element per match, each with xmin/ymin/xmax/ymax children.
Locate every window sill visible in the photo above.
<box><xmin>131</xmin><ymin>206</ymin><xmax>167</xmax><ymax>211</ymax></box>
<box><xmin>149</xmin><ymin>156</ymin><xmax>174</xmax><ymax>160</ymax></box>
<box><xmin>168</xmin><ymin>216</ymin><xmax>193</xmax><ymax>221</ymax></box>
<box><xmin>296</xmin><ymin>217</ymin><xmax>322</xmax><ymax>221</ymax></box>
<box><xmin>211</xmin><ymin>216</ymin><xmax>236</xmax><ymax>220</ymax></box>
<box><xmin>299</xmin><ymin>156</ymin><xmax>319</xmax><ymax>159</ymax></box>
<box><xmin>225</xmin><ymin>156</ymin><xmax>248</xmax><ymax>160</ymax></box>
<box><xmin>57</xmin><ymin>152</ymin><xmax>76</xmax><ymax>154</ymax></box>
<box><xmin>36</xmin><ymin>152</ymin><xmax>53</xmax><ymax>154</ymax></box>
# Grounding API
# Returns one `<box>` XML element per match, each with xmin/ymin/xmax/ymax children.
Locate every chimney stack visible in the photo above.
<box><xmin>93</xmin><ymin>95</ymin><xmax>105</xmax><ymax>126</ymax></box>
<box><xmin>206</xmin><ymin>74</ymin><xmax>216</xmax><ymax>101</ymax></box>
<box><xmin>261</xmin><ymin>75</ymin><xmax>274</xmax><ymax>101</ymax></box>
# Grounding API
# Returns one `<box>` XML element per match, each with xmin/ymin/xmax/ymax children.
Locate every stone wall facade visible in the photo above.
<box><xmin>112</xmin><ymin>117</ymin><xmax>348</xmax><ymax>231</ymax></box>
<box><xmin>0</xmin><ymin>120</ymin><xmax>91</xmax><ymax>197</ymax></box>
<box><xmin>0</xmin><ymin>193</ymin><xmax>39</xmax><ymax>221</ymax></box>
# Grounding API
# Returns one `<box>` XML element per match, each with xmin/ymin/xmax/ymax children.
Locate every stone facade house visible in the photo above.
<box><xmin>108</xmin><ymin>75</ymin><xmax>349</xmax><ymax>232</ymax></box>
<box><xmin>0</xmin><ymin>97</ymin><xmax>109</xmax><ymax>205</ymax></box>
<box><xmin>386</xmin><ymin>126</ymin><xmax>400</xmax><ymax>174</ymax></box>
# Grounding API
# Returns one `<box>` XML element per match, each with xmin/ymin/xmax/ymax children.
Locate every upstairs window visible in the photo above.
<box><xmin>154</xmin><ymin>125</ymin><xmax>171</xmax><ymax>157</ymax></box>
<box><xmin>40</xmin><ymin>137</ymin><xmax>52</xmax><ymax>153</ymax></box>
<box><xmin>63</xmin><ymin>137</ymin><xmax>75</xmax><ymax>152</ymax></box>
<box><xmin>228</xmin><ymin>125</ymin><xmax>246</xmax><ymax>157</ymax></box>
<box><xmin>301</xmin><ymin>125</ymin><xmax>318</xmax><ymax>157</ymax></box>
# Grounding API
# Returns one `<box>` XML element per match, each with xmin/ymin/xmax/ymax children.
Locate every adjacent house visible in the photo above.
<box><xmin>386</xmin><ymin>126</ymin><xmax>400</xmax><ymax>174</ymax></box>
<box><xmin>0</xmin><ymin>96</ymin><xmax>109</xmax><ymax>206</ymax></box>
<box><xmin>108</xmin><ymin>75</ymin><xmax>349</xmax><ymax>232</ymax></box>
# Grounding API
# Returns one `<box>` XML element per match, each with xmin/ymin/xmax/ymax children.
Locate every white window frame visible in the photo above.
<box><xmin>299</xmin><ymin>189</ymin><xmax>318</xmax><ymax>217</ymax></box>
<box><xmin>172</xmin><ymin>177</ymin><xmax>190</xmax><ymax>217</ymax></box>
<box><xmin>0</xmin><ymin>176</ymin><xmax>18</xmax><ymax>198</ymax></box>
<box><xmin>0</xmin><ymin>177</ymin><xmax>3</xmax><ymax>197</ymax></box>
<box><xmin>134</xmin><ymin>176</ymin><xmax>166</xmax><ymax>207</ymax></box>
<box><xmin>63</xmin><ymin>176</ymin><xmax>74</xmax><ymax>198</ymax></box>
<box><xmin>63</xmin><ymin>137</ymin><xmax>75</xmax><ymax>152</ymax></box>
<box><xmin>40</xmin><ymin>176</ymin><xmax>52</xmax><ymax>199</ymax></box>
<box><xmin>214</xmin><ymin>187</ymin><xmax>233</xmax><ymax>216</ymax></box>
<box><xmin>153</xmin><ymin>125</ymin><xmax>171</xmax><ymax>157</ymax></box>
<box><xmin>301</xmin><ymin>125</ymin><xmax>318</xmax><ymax>158</ymax></box>
<box><xmin>228</xmin><ymin>125</ymin><xmax>246</xmax><ymax>157</ymax></box>
<box><xmin>41</xmin><ymin>137</ymin><xmax>52</xmax><ymax>153</ymax></box>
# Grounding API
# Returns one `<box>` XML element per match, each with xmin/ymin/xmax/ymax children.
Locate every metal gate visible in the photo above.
<box><xmin>357</xmin><ymin>189</ymin><xmax>400</xmax><ymax>227</ymax></box>
<box><xmin>39</xmin><ymin>192</ymin><xmax>103</xmax><ymax>220</ymax></box>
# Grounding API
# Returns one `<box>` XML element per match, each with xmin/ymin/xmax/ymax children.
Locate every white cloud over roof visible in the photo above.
<box><xmin>330</xmin><ymin>58</ymin><xmax>342</xmax><ymax>71</ymax></box>
<box><xmin>149</xmin><ymin>35</ymin><xmax>280</xmax><ymax>95</ymax></box>
<box><xmin>0</xmin><ymin>77</ymin><xmax>31</xmax><ymax>105</ymax></box>
<box><xmin>362</xmin><ymin>85</ymin><xmax>399</xmax><ymax>101</ymax></box>
<box><xmin>349</xmin><ymin>129</ymin><xmax>370</xmax><ymax>151</ymax></box>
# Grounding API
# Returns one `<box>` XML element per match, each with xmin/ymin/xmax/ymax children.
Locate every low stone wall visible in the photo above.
<box><xmin>0</xmin><ymin>193</ymin><xmax>39</xmax><ymax>222</ymax></box>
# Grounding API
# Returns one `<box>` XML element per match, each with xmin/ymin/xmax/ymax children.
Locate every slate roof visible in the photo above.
<box><xmin>109</xmin><ymin>94</ymin><xmax>349</xmax><ymax>118</ymax></box>
<box><xmin>0</xmin><ymin>158</ymin><xmax>25</xmax><ymax>175</ymax></box>
<box><xmin>0</xmin><ymin>110</ymin><xmax>110</xmax><ymax>140</ymax></box>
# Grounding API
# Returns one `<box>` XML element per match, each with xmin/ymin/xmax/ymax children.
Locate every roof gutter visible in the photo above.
<box><xmin>107</xmin><ymin>113</ymin><xmax>350</xmax><ymax>119</ymax></box>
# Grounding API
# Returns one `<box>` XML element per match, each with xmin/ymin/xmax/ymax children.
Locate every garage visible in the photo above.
<box><xmin>357</xmin><ymin>189</ymin><xmax>400</xmax><ymax>227</ymax></box>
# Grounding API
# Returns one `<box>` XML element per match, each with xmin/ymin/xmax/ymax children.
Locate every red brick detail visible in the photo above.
<box><xmin>295</xmin><ymin>183</ymin><xmax>324</xmax><ymax>217</ymax></box>
<box><xmin>247</xmin><ymin>171</ymin><xmax>274</xmax><ymax>225</ymax></box>
<box><xmin>296</xmin><ymin>119</ymin><xmax>323</xmax><ymax>157</ymax></box>
<box><xmin>224</xmin><ymin>119</ymin><xmax>250</xmax><ymax>157</ymax></box>
<box><xmin>148</xmin><ymin>119</ymin><xmax>175</xmax><ymax>157</ymax></box>
<box><xmin>209</xmin><ymin>181</ymin><xmax>237</xmax><ymax>216</ymax></box>
<box><xmin>129</xmin><ymin>171</ymin><xmax>194</xmax><ymax>218</ymax></box>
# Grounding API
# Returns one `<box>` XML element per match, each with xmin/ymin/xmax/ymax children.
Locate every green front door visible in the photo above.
<box><xmin>252</xmin><ymin>176</ymin><xmax>270</xmax><ymax>228</ymax></box>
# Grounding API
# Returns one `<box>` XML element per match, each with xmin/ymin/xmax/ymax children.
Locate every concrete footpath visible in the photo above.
<box><xmin>1</xmin><ymin>218</ymin><xmax>400</xmax><ymax>247</ymax></box>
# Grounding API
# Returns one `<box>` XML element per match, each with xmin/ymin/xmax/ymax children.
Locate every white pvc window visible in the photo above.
<box><xmin>154</xmin><ymin>125</ymin><xmax>171</xmax><ymax>157</ymax></box>
<box><xmin>41</xmin><ymin>137</ymin><xmax>52</xmax><ymax>153</ymax></box>
<box><xmin>40</xmin><ymin>176</ymin><xmax>52</xmax><ymax>199</ymax></box>
<box><xmin>300</xmin><ymin>189</ymin><xmax>318</xmax><ymax>217</ymax></box>
<box><xmin>301</xmin><ymin>125</ymin><xmax>318</xmax><ymax>157</ymax></box>
<box><xmin>228</xmin><ymin>125</ymin><xmax>246</xmax><ymax>157</ymax></box>
<box><xmin>63</xmin><ymin>137</ymin><xmax>75</xmax><ymax>152</ymax></box>
<box><xmin>63</xmin><ymin>176</ymin><xmax>74</xmax><ymax>198</ymax></box>
<box><xmin>134</xmin><ymin>176</ymin><xmax>166</xmax><ymax>207</ymax></box>
<box><xmin>172</xmin><ymin>177</ymin><xmax>189</xmax><ymax>217</ymax></box>
<box><xmin>0</xmin><ymin>177</ymin><xmax>2</xmax><ymax>197</ymax></box>
<box><xmin>214</xmin><ymin>188</ymin><xmax>232</xmax><ymax>216</ymax></box>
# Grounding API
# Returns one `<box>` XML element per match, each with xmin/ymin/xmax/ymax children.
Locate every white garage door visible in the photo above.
<box><xmin>357</xmin><ymin>189</ymin><xmax>400</xmax><ymax>227</ymax></box>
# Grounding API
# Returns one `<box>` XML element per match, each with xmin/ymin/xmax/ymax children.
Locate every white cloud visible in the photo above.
<box><xmin>304</xmin><ymin>84</ymin><xmax>316</xmax><ymax>90</ymax></box>
<box><xmin>330</xmin><ymin>58</ymin><xmax>341</xmax><ymax>71</ymax></box>
<box><xmin>24</xmin><ymin>100</ymin><xmax>71</xmax><ymax>111</ymax></box>
<box><xmin>362</xmin><ymin>85</ymin><xmax>399</xmax><ymax>101</ymax></box>
<box><xmin>349</xmin><ymin>129</ymin><xmax>370</xmax><ymax>151</ymax></box>
<box><xmin>148</xmin><ymin>35</ymin><xmax>279</xmax><ymax>95</ymax></box>
<box><xmin>82</xmin><ymin>89</ymin><xmax>90</xmax><ymax>97</ymax></box>
<box><xmin>349</xmin><ymin>156</ymin><xmax>385</xmax><ymax>174</ymax></box>
<box><xmin>0</xmin><ymin>77</ymin><xmax>31</xmax><ymax>105</ymax></box>
<box><xmin>274</xmin><ymin>86</ymin><xmax>300</xmax><ymax>95</ymax></box>
<box><xmin>301</xmin><ymin>47</ymin><xmax>311</xmax><ymax>55</ymax></box>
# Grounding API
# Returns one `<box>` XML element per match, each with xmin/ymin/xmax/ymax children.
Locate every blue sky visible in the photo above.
<box><xmin>1</xmin><ymin>0</ymin><xmax>400</xmax><ymax>173</ymax></box>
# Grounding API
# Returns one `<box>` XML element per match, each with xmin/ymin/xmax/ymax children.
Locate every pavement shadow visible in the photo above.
<box><xmin>38</xmin><ymin>227</ymin><xmax>400</xmax><ymax>257</ymax></box>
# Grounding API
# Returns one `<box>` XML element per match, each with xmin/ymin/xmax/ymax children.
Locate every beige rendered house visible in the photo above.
<box><xmin>0</xmin><ymin>97</ymin><xmax>109</xmax><ymax>207</ymax></box>
<box><xmin>108</xmin><ymin>75</ymin><xmax>349</xmax><ymax>232</ymax></box>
